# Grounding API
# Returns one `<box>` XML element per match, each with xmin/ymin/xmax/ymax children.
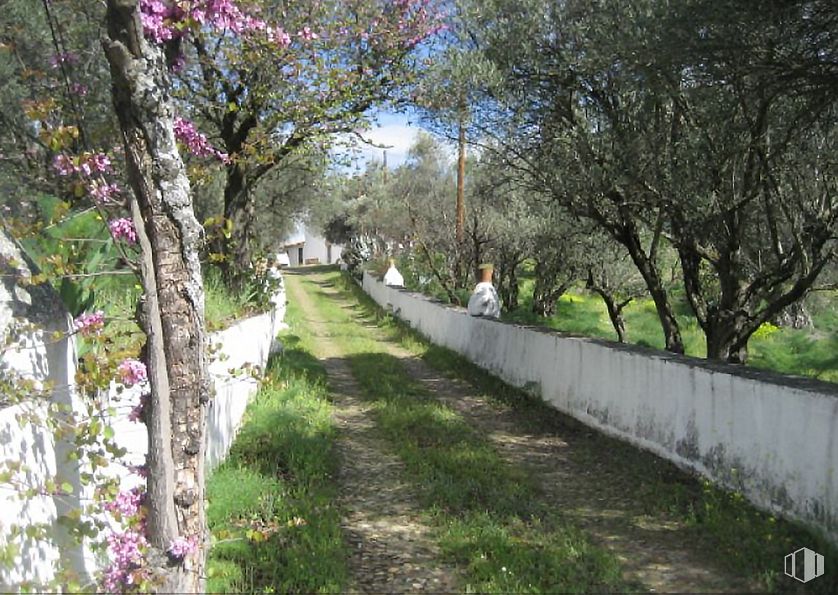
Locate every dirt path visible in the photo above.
<box><xmin>284</xmin><ymin>272</ymin><xmax>461</xmax><ymax>593</ymax></box>
<box><xmin>393</xmin><ymin>357</ymin><xmax>752</xmax><ymax>592</ymax></box>
<box><xmin>294</xmin><ymin>270</ymin><xmax>754</xmax><ymax>593</ymax></box>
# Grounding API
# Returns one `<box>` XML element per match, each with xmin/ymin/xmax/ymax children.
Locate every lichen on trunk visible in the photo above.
<box><xmin>103</xmin><ymin>1</ymin><xmax>210</xmax><ymax>591</ymax></box>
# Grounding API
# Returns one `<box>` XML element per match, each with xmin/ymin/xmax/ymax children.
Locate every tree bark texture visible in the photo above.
<box><xmin>103</xmin><ymin>1</ymin><xmax>210</xmax><ymax>591</ymax></box>
<box><xmin>612</xmin><ymin>212</ymin><xmax>685</xmax><ymax>354</ymax></box>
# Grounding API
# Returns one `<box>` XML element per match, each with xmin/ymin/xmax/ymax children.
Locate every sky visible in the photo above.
<box><xmin>338</xmin><ymin>110</ymin><xmax>457</xmax><ymax>171</ymax></box>
<box><xmin>351</xmin><ymin>112</ymin><xmax>423</xmax><ymax>168</ymax></box>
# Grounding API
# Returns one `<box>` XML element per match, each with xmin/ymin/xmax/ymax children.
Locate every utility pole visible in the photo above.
<box><xmin>456</xmin><ymin>101</ymin><xmax>466</xmax><ymax>245</ymax></box>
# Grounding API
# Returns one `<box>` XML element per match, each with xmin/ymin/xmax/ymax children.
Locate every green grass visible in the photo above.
<box><xmin>332</xmin><ymin>269</ymin><xmax>838</xmax><ymax>593</ymax></box>
<box><xmin>204</xmin><ymin>266</ymin><xmax>264</xmax><ymax>331</ymax></box>
<box><xmin>81</xmin><ymin>265</ymin><xmax>263</xmax><ymax>358</ymax></box>
<box><xmin>298</xmin><ymin>271</ymin><xmax>630</xmax><ymax>593</ymax></box>
<box><xmin>206</xmin><ymin>297</ymin><xmax>347</xmax><ymax>593</ymax></box>
<box><xmin>501</xmin><ymin>278</ymin><xmax>837</xmax><ymax>383</ymax></box>
<box><xmin>423</xmin><ymin>345</ymin><xmax>838</xmax><ymax>592</ymax></box>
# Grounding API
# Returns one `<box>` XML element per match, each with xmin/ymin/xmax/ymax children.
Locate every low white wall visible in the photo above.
<box><xmin>0</xmin><ymin>281</ymin><xmax>286</xmax><ymax>590</ymax></box>
<box><xmin>109</xmin><ymin>286</ymin><xmax>287</xmax><ymax>477</ymax></box>
<box><xmin>205</xmin><ymin>303</ymin><xmax>284</xmax><ymax>470</ymax></box>
<box><xmin>363</xmin><ymin>271</ymin><xmax>838</xmax><ymax>543</ymax></box>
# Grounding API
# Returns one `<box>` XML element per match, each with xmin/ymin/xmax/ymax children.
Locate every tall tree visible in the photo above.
<box><xmin>103</xmin><ymin>1</ymin><xmax>210</xmax><ymax>590</ymax></box>
<box><xmin>177</xmin><ymin>0</ymin><xmax>443</xmax><ymax>280</ymax></box>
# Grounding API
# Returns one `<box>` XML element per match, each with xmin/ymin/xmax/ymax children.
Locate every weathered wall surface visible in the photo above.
<box><xmin>0</xmin><ymin>257</ymin><xmax>286</xmax><ymax>589</ymax></box>
<box><xmin>363</xmin><ymin>271</ymin><xmax>838</xmax><ymax>543</ymax></box>
<box><xmin>0</xmin><ymin>232</ymin><xmax>98</xmax><ymax>589</ymax></box>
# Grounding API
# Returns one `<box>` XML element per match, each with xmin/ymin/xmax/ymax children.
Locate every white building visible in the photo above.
<box><xmin>280</xmin><ymin>222</ymin><xmax>343</xmax><ymax>266</ymax></box>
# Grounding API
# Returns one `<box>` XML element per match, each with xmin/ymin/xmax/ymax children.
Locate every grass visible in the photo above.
<box><xmin>298</xmin><ymin>271</ymin><xmax>631</xmax><ymax>593</ymax></box>
<box><xmin>85</xmin><ymin>265</ymin><xmax>265</xmax><ymax>355</ymax></box>
<box><xmin>206</xmin><ymin>297</ymin><xmax>347</xmax><ymax>593</ymax></box>
<box><xmin>500</xmin><ymin>276</ymin><xmax>838</xmax><ymax>383</ymax></box>
<box><xmin>203</xmin><ymin>266</ymin><xmax>265</xmax><ymax>331</ymax></box>
<box><xmin>329</xmin><ymin>268</ymin><xmax>838</xmax><ymax>593</ymax></box>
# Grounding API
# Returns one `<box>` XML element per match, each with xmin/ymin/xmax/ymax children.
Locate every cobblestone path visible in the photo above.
<box><xmin>286</xmin><ymin>269</ymin><xmax>756</xmax><ymax>593</ymax></box>
<box><xmin>285</xmin><ymin>272</ymin><xmax>461</xmax><ymax>593</ymax></box>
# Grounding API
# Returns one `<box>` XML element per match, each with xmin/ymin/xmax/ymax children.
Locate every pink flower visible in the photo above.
<box><xmin>173</xmin><ymin>117</ymin><xmax>229</xmax><ymax>163</ymax></box>
<box><xmin>52</xmin><ymin>154</ymin><xmax>75</xmax><ymax>176</ymax></box>
<box><xmin>117</xmin><ymin>359</ymin><xmax>147</xmax><ymax>387</ymax></box>
<box><xmin>52</xmin><ymin>152</ymin><xmax>112</xmax><ymax>177</ymax></box>
<box><xmin>105</xmin><ymin>487</ymin><xmax>145</xmax><ymax>518</ymax></box>
<box><xmin>266</xmin><ymin>26</ymin><xmax>291</xmax><ymax>47</ymax></box>
<box><xmin>139</xmin><ymin>0</ymin><xmax>272</xmax><ymax>44</ymax></box>
<box><xmin>70</xmin><ymin>82</ymin><xmax>89</xmax><ymax>96</ymax></box>
<box><xmin>88</xmin><ymin>152</ymin><xmax>113</xmax><ymax>173</ymax></box>
<box><xmin>73</xmin><ymin>311</ymin><xmax>105</xmax><ymax>335</ymax></box>
<box><xmin>297</xmin><ymin>26</ymin><xmax>319</xmax><ymax>41</ymax></box>
<box><xmin>168</xmin><ymin>535</ymin><xmax>198</xmax><ymax>560</ymax></box>
<box><xmin>102</xmin><ymin>528</ymin><xmax>148</xmax><ymax>591</ymax></box>
<box><xmin>109</xmin><ymin>218</ymin><xmax>138</xmax><ymax>244</ymax></box>
<box><xmin>88</xmin><ymin>181</ymin><xmax>122</xmax><ymax>204</ymax></box>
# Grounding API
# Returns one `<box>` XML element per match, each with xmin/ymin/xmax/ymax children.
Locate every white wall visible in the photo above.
<box><xmin>363</xmin><ymin>271</ymin><xmax>838</xmax><ymax>544</ymax></box>
<box><xmin>0</xmin><ymin>278</ymin><xmax>287</xmax><ymax>590</ymax></box>
<box><xmin>0</xmin><ymin>233</ymin><xmax>98</xmax><ymax>589</ymax></box>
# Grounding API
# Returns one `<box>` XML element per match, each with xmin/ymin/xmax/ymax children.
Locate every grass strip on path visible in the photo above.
<box><xmin>335</xmin><ymin>270</ymin><xmax>838</xmax><ymax>593</ymax></box>
<box><xmin>206</xmin><ymin>297</ymin><xmax>348</xmax><ymax>593</ymax></box>
<box><xmin>295</xmin><ymin>270</ymin><xmax>630</xmax><ymax>593</ymax></box>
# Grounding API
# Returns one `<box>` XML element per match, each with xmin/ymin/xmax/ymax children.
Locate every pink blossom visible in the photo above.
<box><xmin>102</xmin><ymin>529</ymin><xmax>148</xmax><ymax>591</ymax></box>
<box><xmin>70</xmin><ymin>82</ymin><xmax>89</xmax><ymax>96</ymax></box>
<box><xmin>139</xmin><ymin>0</ymin><xmax>272</xmax><ymax>44</ymax></box>
<box><xmin>167</xmin><ymin>535</ymin><xmax>198</xmax><ymax>560</ymax></box>
<box><xmin>105</xmin><ymin>487</ymin><xmax>145</xmax><ymax>518</ymax></box>
<box><xmin>88</xmin><ymin>152</ymin><xmax>113</xmax><ymax>173</ymax></box>
<box><xmin>297</xmin><ymin>26</ymin><xmax>319</xmax><ymax>41</ymax></box>
<box><xmin>52</xmin><ymin>152</ymin><xmax>112</xmax><ymax>177</ymax></box>
<box><xmin>88</xmin><ymin>181</ymin><xmax>122</xmax><ymax>204</ymax></box>
<box><xmin>117</xmin><ymin>359</ymin><xmax>147</xmax><ymax>387</ymax></box>
<box><xmin>73</xmin><ymin>311</ymin><xmax>105</xmax><ymax>336</ymax></box>
<box><xmin>139</xmin><ymin>0</ymin><xmax>182</xmax><ymax>43</ymax></box>
<box><xmin>52</xmin><ymin>154</ymin><xmax>75</xmax><ymax>176</ymax></box>
<box><xmin>109</xmin><ymin>218</ymin><xmax>138</xmax><ymax>244</ymax></box>
<box><xmin>266</xmin><ymin>26</ymin><xmax>291</xmax><ymax>47</ymax></box>
<box><xmin>173</xmin><ymin>117</ymin><xmax>230</xmax><ymax>163</ymax></box>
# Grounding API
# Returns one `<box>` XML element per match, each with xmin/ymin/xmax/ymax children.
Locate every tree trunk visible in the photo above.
<box><xmin>104</xmin><ymin>2</ymin><xmax>210</xmax><ymax>592</ymax></box>
<box><xmin>532</xmin><ymin>268</ymin><xmax>572</xmax><ymax>318</ymax></box>
<box><xmin>497</xmin><ymin>250</ymin><xmax>521</xmax><ymax>312</ymax></box>
<box><xmin>215</xmin><ymin>162</ymin><xmax>253</xmax><ymax>285</ymax></box>
<box><xmin>705</xmin><ymin>313</ymin><xmax>750</xmax><ymax>363</ymax></box>
<box><xmin>587</xmin><ymin>272</ymin><xmax>630</xmax><ymax>343</ymax></box>
<box><xmin>618</xmin><ymin>220</ymin><xmax>685</xmax><ymax>354</ymax></box>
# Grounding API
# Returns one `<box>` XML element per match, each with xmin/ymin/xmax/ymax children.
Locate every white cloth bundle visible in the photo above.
<box><xmin>467</xmin><ymin>282</ymin><xmax>500</xmax><ymax>318</ymax></box>
<box><xmin>383</xmin><ymin>264</ymin><xmax>404</xmax><ymax>287</ymax></box>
